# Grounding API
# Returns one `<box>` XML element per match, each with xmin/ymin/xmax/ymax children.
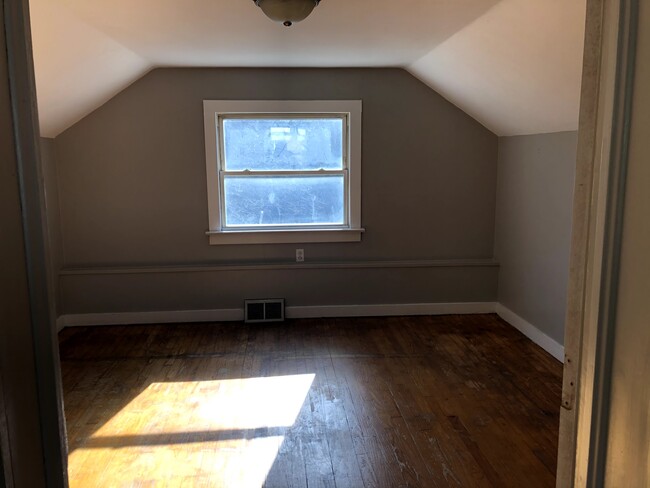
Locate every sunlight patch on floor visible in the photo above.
<box><xmin>68</xmin><ymin>374</ymin><xmax>315</xmax><ymax>487</ymax></box>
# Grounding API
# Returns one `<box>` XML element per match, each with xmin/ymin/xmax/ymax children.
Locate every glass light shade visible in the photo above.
<box><xmin>255</xmin><ymin>0</ymin><xmax>320</xmax><ymax>26</ymax></box>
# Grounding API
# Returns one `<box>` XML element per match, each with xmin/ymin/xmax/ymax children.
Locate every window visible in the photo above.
<box><xmin>203</xmin><ymin>101</ymin><xmax>363</xmax><ymax>245</ymax></box>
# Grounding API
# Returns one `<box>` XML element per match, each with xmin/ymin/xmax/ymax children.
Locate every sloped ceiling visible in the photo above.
<box><xmin>30</xmin><ymin>0</ymin><xmax>586</xmax><ymax>138</ymax></box>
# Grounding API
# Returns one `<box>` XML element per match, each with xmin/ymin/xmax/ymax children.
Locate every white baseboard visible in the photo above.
<box><xmin>56</xmin><ymin>302</ymin><xmax>564</xmax><ymax>363</ymax></box>
<box><xmin>286</xmin><ymin>302</ymin><xmax>496</xmax><ymax>319</ymax></box>
<box><xmin>56</xmin><ymin>302</ymin><xmax>496</xmax><ymax>330</ymax></box>
<box><xmin>495</xmin><ymin>303</ymin><xmax>565</xmax><ymax>362</ymax></box>
<box><xmin>56</xmin><ymin>308</ymin><xmax>244</xmax><ymax>329</ymax></box>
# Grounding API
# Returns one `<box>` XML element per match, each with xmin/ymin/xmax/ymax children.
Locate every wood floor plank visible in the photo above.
<box><xmin>60</xmin><ymin>314</ymin><xmax>561</xmax><ymax>487</ymax></box>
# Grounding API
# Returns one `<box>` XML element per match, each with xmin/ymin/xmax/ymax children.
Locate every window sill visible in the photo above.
<box><xmin>206</xmin><ymin>228</ymin><xmax>364</xmax><ymax>245</ymax></box>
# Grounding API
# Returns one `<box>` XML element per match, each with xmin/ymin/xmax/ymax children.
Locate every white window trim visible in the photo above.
<box><xmin>203</xmin><ymin>100</ymin><xmax>363</xmax><ymax>245</ymax></box>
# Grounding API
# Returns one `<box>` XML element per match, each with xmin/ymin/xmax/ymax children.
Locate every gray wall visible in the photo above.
<box><xmin>495</xmin><ymin>131</ymin><xmax>578</xmax><ymax>344</ymax></box>
<box><xmin>40</xmin><ymin>138</ymin><xmax>62</xmax><ymax>316</ymax></box>
<box><xmin>53</xmin><ymin>68</ymin><xmax>499</xmax><ymax>314</ymax></box>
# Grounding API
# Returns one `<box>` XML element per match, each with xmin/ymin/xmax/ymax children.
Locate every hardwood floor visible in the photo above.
<box><xmin>59</xmin><ymin>314</ymin><xmax>563</xmax><ymax>487</ymax></box>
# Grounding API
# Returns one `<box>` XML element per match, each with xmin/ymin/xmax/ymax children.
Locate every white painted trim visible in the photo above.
<box><xmin>285</xmin><ymin>302</ymin><xmax>496</xmax><ymax>318</ymax></box>
<box><xmin>207</xmin><ymin>227</ymin><xmax>363</xmax><ymax>245</ymax></box>
<box><xmin>56</xmin><ymin>302</ymin><xmax>564</xmax><ymax>364</ymax></box>
<box><xmin>57</xmin><ymin>302</ymin><xmax>496</xmax><ymax>329</ymax></box>
<box><xmin>203</xmin><ymin>100</ymin><xmax>362</xmax><ymax>245</ymax></box>
<box><xmin>57</xmin><ymin>308</ymin><xmax>245</xmax><ymax>328</ymax></box>
<box><xmin>316</xmin><ymin>303</ymin><xmax>566</xmax><ymax>363</ymax></box>
<box><xmin>495</xmin><ymin>303</ymin><xmax>565</xmax><ymax>362</ymax></box>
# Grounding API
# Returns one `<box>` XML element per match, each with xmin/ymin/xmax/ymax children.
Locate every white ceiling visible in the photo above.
<box><xmin>30</xmin><ymin>0</ymin><xmax>586</xmax><ymax>138</ymax></box>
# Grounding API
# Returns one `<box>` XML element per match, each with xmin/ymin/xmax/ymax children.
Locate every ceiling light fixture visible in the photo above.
<box><xmin>253</xmin><ymin>0</ymin><xmax>321</xmax><ymax>27</ymax></box>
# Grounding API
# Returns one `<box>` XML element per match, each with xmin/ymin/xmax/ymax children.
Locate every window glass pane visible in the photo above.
<box><xmin>222</xmin><ymin>118</ymin><xmax>344</xmax><ymax>171</ymax></box>
<box><xmin>224</xmin><ymin>176</ymin><xmax>345</xmax><ymax>227</ymax></box>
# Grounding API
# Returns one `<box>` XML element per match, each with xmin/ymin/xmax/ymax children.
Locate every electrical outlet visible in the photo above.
<box><xmin>295</xmin><ymin>249</ymin><xmax>305</xmax><ymax>262</ymax></box>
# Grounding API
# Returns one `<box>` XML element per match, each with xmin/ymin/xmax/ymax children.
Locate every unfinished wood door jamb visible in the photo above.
<box><xmin>556</xmin><ymin>0</ymin><xmax>639</xmax><ymax>486</ymax></box>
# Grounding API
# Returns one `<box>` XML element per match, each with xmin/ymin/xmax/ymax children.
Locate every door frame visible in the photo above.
<box><xmin>0</xmin><ymin>0</ymin><xmax>638</xmax><ymax>486</ymax></box>
<box><xmin>1</xmin><ymin>0</ymin><xmax>68</xmax><ymax>486</ymax></box>
<box><xmin>556</xmin><ymin>0</ymin><xmax>639</xmax><ymax>486</ymax></box>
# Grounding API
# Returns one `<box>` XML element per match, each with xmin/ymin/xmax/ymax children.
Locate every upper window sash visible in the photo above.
<box><xmin>216</xmin><ymin>113</ymin><xmax>349</xmax><ymax>173</ymax></box>
<box><xmin>220</xmin><ymin>170</ymin><xmax>347</xmax><ymax>176</ymax></box>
